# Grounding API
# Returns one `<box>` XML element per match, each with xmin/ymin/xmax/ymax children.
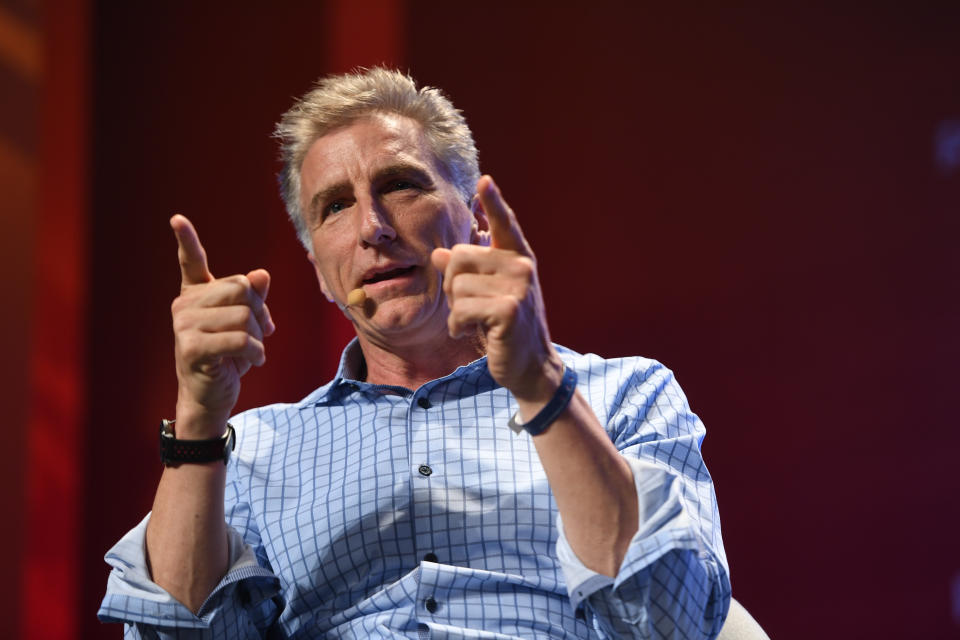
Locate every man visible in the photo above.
<box><xmin>99</xmin><ymin>68</ymin><xmax>730</xmax><ymax>639</ymax></box>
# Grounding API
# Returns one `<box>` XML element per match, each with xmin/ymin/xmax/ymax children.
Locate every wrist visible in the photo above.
<box><xmin>512</xmin><ymin>353</ymin><xmax>565</xmax><ymax>420</ymax></box>
<box><xmin>508</xmin><ymin>363</ymin><xmax>578</xmax><ymax>437</ymax></box>
<box><xmin>174</xmin><ymin>399</ymin><xmax>231</xmax><ymax>440</ymax></box>
<box><xmin>160</xmin><ymin>419</ymin><xmax>236</xmax><ymax>467</ymax></box>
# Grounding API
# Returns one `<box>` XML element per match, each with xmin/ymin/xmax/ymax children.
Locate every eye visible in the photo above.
<box><xmin>324</xmin><ymin>200</ymin><xmax>349</xmax><ymax>218</ymax></box>
<box><xmin>385</xmin><ymin>179</ymin><xmax>417</xmax><ymax>192</ymax></box>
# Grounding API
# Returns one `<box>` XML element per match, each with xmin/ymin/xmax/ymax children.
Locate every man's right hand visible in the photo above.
<box><xmin>170</xmin><ymin>214</ymin><xmax>275</xmax><ymax>438</ymax></box>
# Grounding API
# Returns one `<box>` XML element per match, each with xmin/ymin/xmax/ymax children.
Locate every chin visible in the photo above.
<box><xmin>363</xmin><ymin>295</ymin><xmax>446</xmax><ymax>338</ymax></box>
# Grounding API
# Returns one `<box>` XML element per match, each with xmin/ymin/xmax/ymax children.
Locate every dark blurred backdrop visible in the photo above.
<box><xmin>3</xmin><ymin>1</ymin><xmax>959</xmax><ymax>638</ymax></box>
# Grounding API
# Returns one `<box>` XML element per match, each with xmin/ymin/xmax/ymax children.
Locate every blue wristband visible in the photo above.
<box><xmin>507</xmin><ymin>365</ymin><xmax>578</xmax><ymax>436</ymax></box>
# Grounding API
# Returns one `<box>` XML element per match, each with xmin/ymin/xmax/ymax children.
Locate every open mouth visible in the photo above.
<box><xmin>363</xmin><ymin>266</ymin><xmax>416</xmax><ymax>285</ymax></box>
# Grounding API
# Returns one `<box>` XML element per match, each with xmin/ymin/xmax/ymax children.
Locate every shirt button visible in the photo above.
<box><xmin>417</xmin><ymin>397</ymin><xmax>432</xmax><ymax>409</ymax></box>
<box><xmin>418</xmin><ymin>464</ymin><xmax>432</xmax><ymax>477</ymax></box>
<box><xmin>424</xmin><ymin>596</ymin><xmax>438</xmax><ymax>613</ymax></box>
<box><xmin>423</xmin><ymin>552</ymin><xmax>438</xmax><ymax>562</ymax></box>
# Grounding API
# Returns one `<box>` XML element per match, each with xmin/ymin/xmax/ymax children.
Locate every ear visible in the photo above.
<box><xmin>307</xmin><ymin>252</ymin><xmax>335</xmax><ymax>303</ymax></box>
<box><xmin>469</xmin><ymin>194</ymin><xmax>491</xmax><ymax>246</ymax></box>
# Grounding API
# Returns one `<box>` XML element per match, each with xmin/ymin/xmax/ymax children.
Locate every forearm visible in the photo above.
<box><xmin>521</xmin><ymin>387</ymin><xmax>638</xmax><ymax>577</ymax></box>
<box><xmin>151</xmin><ymin>216</ymin><xmax>272</xmax><ymax>613</ymax></box>
<box><xmin>527</xmin><ymin>360</ymin><xmax>730</xmax><ymax>638</ymax></box>
<box><xmin>146</xmin><ymin>429</ymin><xmax>229</xmax><ymax>613</ymax></box>
<box><xmin>101</xmin><ymin>475</ymin><xmax>281</xmax><ymax>635</ymax></box>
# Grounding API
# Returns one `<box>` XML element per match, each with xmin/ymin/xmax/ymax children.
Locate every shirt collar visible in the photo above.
<box><xmin>338</xmin><ymin>337</ymin><xmax>366</xmax><ymax>382</ymax></box>
<box><xmin>304</xmin><ymin>337</ymin><xmax>495</xmax><ymax>406</ymax></box>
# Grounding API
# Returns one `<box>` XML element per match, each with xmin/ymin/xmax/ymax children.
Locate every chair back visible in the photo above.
<box><xmin>716</xmin><ymin>597</ymin><xmax>770</xmax><ymax>640</ymax></box>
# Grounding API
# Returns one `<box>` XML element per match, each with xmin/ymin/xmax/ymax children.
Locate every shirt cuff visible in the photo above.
<box><xmin>97</xmin><ymin>513</ymin><xmax>279</xmax><ymax>628</ymax></box>
<box><xmin>555</xmin><ymin>456</ymin><xmax>703</xmax><ymax>612</ymax></box>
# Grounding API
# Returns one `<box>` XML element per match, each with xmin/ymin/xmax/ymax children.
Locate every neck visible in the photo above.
<box><xmin>355</xmin><ymin>329</ymin><xmax>486</xmax><ymax>389</ymax></box>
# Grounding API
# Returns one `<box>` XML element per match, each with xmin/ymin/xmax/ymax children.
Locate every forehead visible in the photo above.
<box><xmin>299</xmin><ymin>113</ymin><xmax>438</xmax><ymax>200</ymax></box>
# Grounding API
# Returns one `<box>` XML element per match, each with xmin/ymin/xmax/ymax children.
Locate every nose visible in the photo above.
<box><xmin>357</xmin><ymin>199</ymin><xmax>397</xmax><ymax>247</ymax></box>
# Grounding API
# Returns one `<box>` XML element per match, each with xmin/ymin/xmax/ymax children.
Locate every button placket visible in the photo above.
<box><xmin>409</xmin><ymin>385</ymin><xmax>439</xmax><ymax>583</ymax></box>
<box><xmin>413</xmin><ymin>391</ymin><xmax>436</xmax><ymax>480</ymax></box>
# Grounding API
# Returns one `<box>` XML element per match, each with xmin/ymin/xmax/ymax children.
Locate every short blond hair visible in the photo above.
<box><xmin>275</xmin><ymin>67</ymin><xmax>481</xmax><ymax>249</ymax></box>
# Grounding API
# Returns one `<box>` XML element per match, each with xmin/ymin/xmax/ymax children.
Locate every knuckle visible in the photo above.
<box><xmin>177</xmin><ymin>332</ymin><xmax>201</xmax><ymax>360</ymax></box>
<box><xmin>237</xmin><ymin>306</ymin><xmax>254</xmax><ymax>325</ymax></box>
<box><xmin>248</xmin><ymin>319</ymin><xmax>264</xmax><ymax>341</ymax></box>
<box><xmin>449</xmin><ymin>243</ymin><xmax>479</xmax><ymax>263</ymax></box>
<box><xmin>447</xmin><ymin>311</ymin><xmax>463</xmax><ymax>333</ymax></box>
<box><xmin>171</xmin><ymin>291</ymin><xmax>196</xmax><ymax>314</ymax></box>
<box><xmin>172</xmin><ymin>311</ymin><xmax>190</xmax><ymax>333</ymax></box>
<box><xmin>514</xmin><ymin>256</ymin><xmax>535</xmax><ymax>281</ymax></box>
<box><xmin>448</xmin><ymin>303</ymin><xmax>464</xmax><ymax>322</ymax></box>
<box><xmin>500</xmin><ymin>296</ymin><xmax>520</xmax><ymax>320</ymax></box>
<box><xmin>230</xmin><ymin>332</ymin><xmax>252</xmax><ymax>351</ymax></box>
<box><xmin>225</xmin><ymin>274</ymin><xmax>252</xmax><ymax>295</ymax></box>
<box><xmin>450</xmin><ymin>275</ymin><xmax>467</xmax><ymax>297</ymax></box>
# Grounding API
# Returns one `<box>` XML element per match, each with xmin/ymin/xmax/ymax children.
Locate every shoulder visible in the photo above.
<box><xmin>552</xmin><ymin>343</ymin><xmax>698</xmax><ymax>434</ymax></box>
<box><xmin>553</xmin><ymin>343</ymin><xmax>670</xmax><ymax>389</ymax></box>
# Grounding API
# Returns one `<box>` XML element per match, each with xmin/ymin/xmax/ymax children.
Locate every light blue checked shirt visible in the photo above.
<box><xmin>99</xmin><ymin>340</ymin><xmax>730</xmax><ymax>638</ymax></box>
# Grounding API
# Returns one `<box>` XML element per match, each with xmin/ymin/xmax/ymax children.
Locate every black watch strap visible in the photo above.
<box><xmin>160</xmin><ymin>419</ymin><xmax>236</xmax><ymax>467</ymax></box>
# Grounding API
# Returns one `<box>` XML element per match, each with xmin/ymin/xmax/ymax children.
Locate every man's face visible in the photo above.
<box><xmin>299</xmin><ymin>112</ymin><xmax>487</xmax><ymax>346</ymax></box>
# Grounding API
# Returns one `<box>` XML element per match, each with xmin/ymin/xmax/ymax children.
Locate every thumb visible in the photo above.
<box><xmin>430</xmin><ymin>247</ymin><xmax>452</xmax><ymax>273</ymax></box>
<box><xmin>246</xmin><ymin>268</ymin><xmax>276</xmax><ymax>337</ymax></box>
<box><xmin>247</xmin><ymin>268</ymin><xmax>271</xmax><ymax>300</ymax></box>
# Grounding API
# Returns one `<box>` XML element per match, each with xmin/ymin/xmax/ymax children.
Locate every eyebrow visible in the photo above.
<box><xmin>308</xmin><ymin>181</ymin><xmax>350</xmax><ymax>221</ymax></box>
<box><xmin>375</xmin><ymin>161</ymin><xmax>436</xmax><ymax>188</ymax></box>
<box><xmin>307</xmin><ymin>161</ymin><xmax>437</xmax><ymax>220</ymax></box>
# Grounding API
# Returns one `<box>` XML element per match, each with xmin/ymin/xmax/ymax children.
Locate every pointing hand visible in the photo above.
<box><xmin>431</xmin><ymin>176</ymin><xmax>563</xmax><ymax>408</ymax></box>
<box><xmin>169</xmin><ymin>215</ymin><xmax>275</xmax><ymax>437</ymax></box>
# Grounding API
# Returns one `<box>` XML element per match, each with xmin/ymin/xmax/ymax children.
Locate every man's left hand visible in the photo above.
<box><xmin>435</xmin><ymin>176</ymin><xmax>639</xmax><ymax>580</ymax></box>
<box><xmin>430</xmin><ymin>175</ymin><xmax>563</xmax><ymax>410</ymax></box>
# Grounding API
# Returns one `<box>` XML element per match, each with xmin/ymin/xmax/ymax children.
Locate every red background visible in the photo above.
<box><xmin>4</xmin><ymin>1</ymin><xmax>959</xmax><ymax>638</ymax></box>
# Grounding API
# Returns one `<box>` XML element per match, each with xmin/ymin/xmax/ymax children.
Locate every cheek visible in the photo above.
<box><xmin>426</xmin><ymin>209</ymin><xmax>475</xmax><ymax>247</ymax></box>
<box><xmin>311</xmin><ymin>238</ymin><xmax>353</xmax><ymax>285</ymax></box>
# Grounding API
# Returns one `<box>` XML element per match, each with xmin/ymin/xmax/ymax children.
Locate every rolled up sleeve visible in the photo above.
<box><xmin>97</xmin><ymin>514</ymin><xmax>280</xmax><ymax>639</ymax></box>
<box><xmin>556</xmin><ymin>358</ymin><xmax>731</xmax><ymax>639</ymax></box>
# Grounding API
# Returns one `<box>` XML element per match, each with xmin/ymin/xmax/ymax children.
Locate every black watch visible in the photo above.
<box><xmin>159</xmin><ymin>419</ymin><xmax>235</xmax><ymax>467</ymax></box>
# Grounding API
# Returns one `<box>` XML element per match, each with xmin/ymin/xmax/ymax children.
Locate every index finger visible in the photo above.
<box><xmin>170</xmin><ymin>214</ymin><xmax>214</xmax><ymax>288</ymax></box>
<box><xmin>476</xmin><ymin>175</ymin><xmax>534</xmax><ymax>258</ymax></box>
